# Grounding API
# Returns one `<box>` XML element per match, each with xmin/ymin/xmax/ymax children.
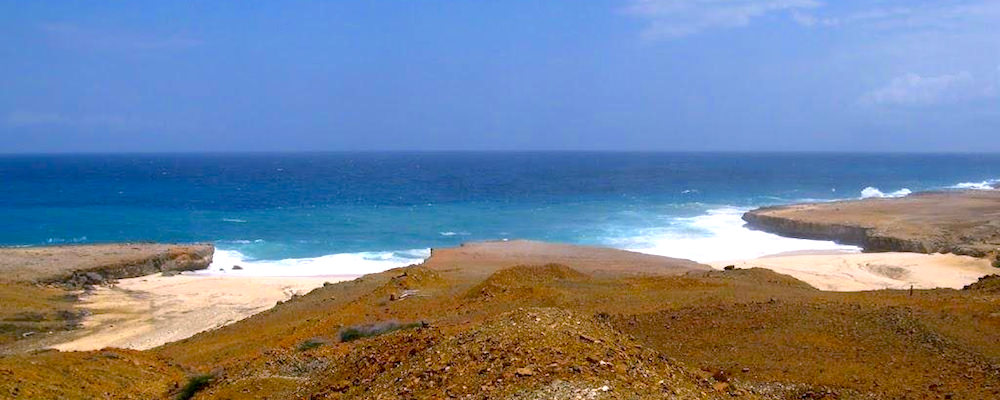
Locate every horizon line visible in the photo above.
<box><xmin>4</xmin><ymin>150</ymin><xmax>1000</xmax><ymax>156</ymax></box>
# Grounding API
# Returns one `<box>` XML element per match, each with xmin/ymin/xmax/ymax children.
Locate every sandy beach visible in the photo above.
<box><xmin>712</xmin><ymin>251</ymin><xmax>996</xmax><ymax>291</ymax></box>
<box><xmin>51</xmin><ymin>273</ymin><xmax>354</xmax><ymax>351</ymax></box>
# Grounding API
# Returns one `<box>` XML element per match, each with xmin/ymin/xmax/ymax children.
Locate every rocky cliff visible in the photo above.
<box><xmin>0</xmin><ymin>243</ymin><xmax>214</xmax><ymax>287</ymax></box>
<box><xmin>743</xmin><ymin>191</ymin><xmax>1000</xmax><ymax>261</ymax></box>
<box><xmin>54</xmin><ymin>245</ymin><xmax>215</xmax><ymax>287</ymax></box>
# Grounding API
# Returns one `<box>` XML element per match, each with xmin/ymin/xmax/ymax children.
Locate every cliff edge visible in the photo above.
<box><xmin>0</xmin><ymin>243</ymin><xmax>214</xmax><ymax>287</ymax></box>
<box><xmin>743</xmin><ymin>190</ymin><xmax>1000</xmax><ymax>262</ymax></box>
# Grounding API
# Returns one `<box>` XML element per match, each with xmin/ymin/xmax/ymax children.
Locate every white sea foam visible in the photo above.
<box><xmin>217</xmin><ymin>239</ymin><xmax>265</xmax><ymax>245</ymax></box>
<box><xmin>860</xmin><ymin>187</ymin><xmax>912</xmax><ymax>199</ymax></box>
<box><xmin>619</xmin><ymin>207</ymin><xmax>859</xmax><ymax>263</ymax></box>
<box><xmin>439</xmin><ymin>231</ymin><xmax>470</xmax><ymax>237</ymax></box>
<box><xmin>950</xmin><ymin>179</ymin><xmax>999</xmax><ymax>190</ymax></box>
<box><xmin>46</xmin><ymin>236</ymin><xmax>88</xmax><ymax>244</ymax></box>
<box><xmin>199</xmin><ymin>248</ymin><xmax>430</xmax><ymax>277</ymax></box>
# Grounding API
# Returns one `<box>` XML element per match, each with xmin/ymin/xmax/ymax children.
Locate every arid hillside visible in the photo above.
<box><xmin>3</xmin><ymin>240</ymin><xmax>1000</xmax><ymax>399</ymax></box>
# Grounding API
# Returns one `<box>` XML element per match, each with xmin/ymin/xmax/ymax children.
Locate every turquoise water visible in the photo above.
<box><xmin>2</xmin><ymin>152</ymin><xmax>997</xmax><ymax>275</ymax></box>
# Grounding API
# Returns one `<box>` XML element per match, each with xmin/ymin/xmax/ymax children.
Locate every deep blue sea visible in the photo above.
<box><xmin>2</xmin><ymin>153</ymin><xmax>998</xmax><ymax>275</ymax></box>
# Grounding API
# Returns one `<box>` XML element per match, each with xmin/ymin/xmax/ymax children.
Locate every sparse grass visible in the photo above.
<box><xmin>176</xmin><ymin>374</ymin><xmax>213</xmax><ymax>400</ymax></box>
<box><xmin>339</xmin><ymin>321</ymin><xmax>425</xmax><ymax>342</ymax></box>
<box><xmin>0</xmin><ymin>282</ymin><xmax>80</xmax><ymax>348</ymax></box>
<box><xmin>0</xmin><ymin>349</ymin><xmax>188</xmax><ymax>399</ymax></box>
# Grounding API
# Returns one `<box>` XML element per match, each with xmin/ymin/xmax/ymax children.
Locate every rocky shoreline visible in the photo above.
<box><xmin>0</xmin><ymin>243</ymin><xmax>214</xmax><ymax>287</ymax></box>
<box><xmin>743</xmin><ymin>190</ymin><xmax>1000</xmax><ymax>264</ymax></box>
<box><xmin>57</xmin><ymin>245</ymin><xmax>214</xmax><ymax>288</ymax></box>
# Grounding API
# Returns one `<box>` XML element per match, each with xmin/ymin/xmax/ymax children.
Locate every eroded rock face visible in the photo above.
<box><xmin>1</xmin><ymin>243</ymin><xmax>216</xmax><ymax>286</ymax></box>
<box><xmin>743</xmin><ymin>191</ymin><xmax>1000</xmax><ymax>259</ymax></box>
<box><xmin>742</xmin><ymin>211</ymin><xmax>943</xmax><ymax>254</ymax></box>
<box><xmin>742</xmin><ymin>211</ymin><xmax>871</xmax><ymax>247</ymax></box>
<box><xmin>51</xmin><ymin>244</ymin><xmax>215</xmax><ymax>288</ymax></box>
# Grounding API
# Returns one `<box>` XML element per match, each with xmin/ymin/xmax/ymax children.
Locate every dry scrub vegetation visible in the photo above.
<box><xmin>3</xmin><ymin>243</ymin><xmax>1000</xmax><ymax>399</ymax></box>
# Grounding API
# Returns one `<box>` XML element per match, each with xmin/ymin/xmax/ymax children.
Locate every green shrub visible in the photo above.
<box><xmin>298</xmin><ymin>338</ymin><xmax>326</xmax><ymax>351</ymax></box>
<box><xmin>339</xmin><ymin>321</ymin><xmax>425</xmax><ymax>343</ymax></box>
<box><xmin>176</xmin><ymin>374</ymin><xmax>213</xmax><ymax>400</ymax></box>
<box><xmin>7</xmin><ymin>312</ymin><xmax>45</xmax><ymax>322</ymax></box>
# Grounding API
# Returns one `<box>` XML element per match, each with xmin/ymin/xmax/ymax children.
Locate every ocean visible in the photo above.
<box><xmin>2</xmin><ymin>152</ymin><xmax>998</xmax><ymax>276</ymax></box>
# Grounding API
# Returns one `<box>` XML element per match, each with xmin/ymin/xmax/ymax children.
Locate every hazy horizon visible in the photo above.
<box><xmin>2</xmin><ymin>1</ymin><xmax>999</xmax><ymax>153</ymax></box>
<box><xmin>5</xmin><ymin>149</ymin><xmax>1000</xmax><ymax>156</ymax></box>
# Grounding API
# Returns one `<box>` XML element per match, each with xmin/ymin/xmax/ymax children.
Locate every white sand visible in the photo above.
<box><xmin>712</xmin><ymin>252</ymin><xmax>996</xmax><ymax>291</ymax></box>
<box><xmin>51</xmin><ymin>273</ymin><xmax>354</xmax><ymax>351</ymax></box>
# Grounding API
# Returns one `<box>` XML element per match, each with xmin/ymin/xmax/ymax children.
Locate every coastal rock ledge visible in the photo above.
<box><xmin>742</xmin><ymin>190</ymin><xmax>1000</xmax><ymax>260</ymax></box>
<box><xmin>0</xmin><ymin>243</ymin><xmax>214</xmax><ymax>288</ymax></box>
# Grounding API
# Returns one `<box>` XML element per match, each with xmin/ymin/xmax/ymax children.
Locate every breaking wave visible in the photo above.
<box><xmin>613</xmin><ymin>207</ymin><xmax>859</xmax><ymax>263</ymax></box>
<box><xmin>950</xmin><ymin>179</ymin><xmax>999</xmax><ymax>190</ymax></box>
<box><xmin>860</xmin><ymin>187</ymin><xmax>912</xmax><ymax>199</ymax></box>
<box><xmin>200</xmin><ymin>248</ymin><xmax>430</xmax><ymax>277</ymax></box>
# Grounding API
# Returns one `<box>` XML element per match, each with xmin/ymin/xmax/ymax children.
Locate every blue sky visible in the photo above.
<box><xmin>1</xmin><ymin>1</ymin><xmax>998</xmax><ymax>152</ymax></box>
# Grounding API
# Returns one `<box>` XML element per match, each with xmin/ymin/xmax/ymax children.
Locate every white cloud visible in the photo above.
<box><xmin>860</xmin><ymin>71</ymin><xmax>997</xmax><ymax>106</ymax></box>
<box><xmin>624</xmin><ymin>0</ymin><xmax>822</xmax><ymax>40</ymax></box>
<box><xmin>792</xmin><ymin>1</ymin><xmax>1000</xmax><ymax>31</ymax></box>
<box><xmin>625</xmin><ymin>1</ymin><xmax>1000</xmax><ymax>40</ymax></box>
<box><xmin>789</xmin><ymin>10</ymin><xmax>839</xmax><ymax>27</ymax></box>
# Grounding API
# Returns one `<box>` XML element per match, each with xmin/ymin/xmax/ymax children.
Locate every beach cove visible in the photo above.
<box><xmin>2</xmin><ymin>184</ymin><xmax>998</xmax><ymax>353</ymax></box>
<box><xmin>2</xmin><ymin>189</ymin><xmax>1000</xmax><ymax>398</ymax></box>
